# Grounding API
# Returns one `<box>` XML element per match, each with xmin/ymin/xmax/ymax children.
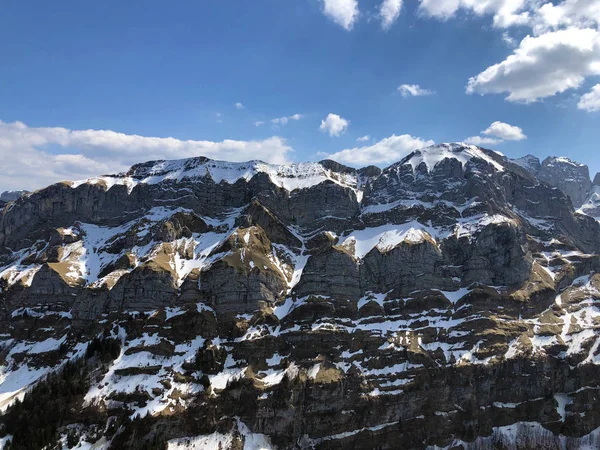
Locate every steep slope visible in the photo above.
<box><xmin>579</xmin><ymin>178</ymin><xmax>600</xmax><ymax>221</ymax></box>
<box><xmin>2</xmin><ymin>144</ymin><xmax>600</xmax><ymax>449</ymax></box>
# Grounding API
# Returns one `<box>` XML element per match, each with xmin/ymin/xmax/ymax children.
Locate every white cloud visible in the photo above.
<box><xmin>417</xmin><ymin>0</ymin><xmax>462</xmax><ymax>20</ymax></box>
<box><xmin>357</xmin><ymin>135</ymin><xmax>371</xmax><ymax>142</ymax></box>
<box><xmin>327</xmin><ymin>134</ymin><xmax>434</xmax><ymax>166</ymax></box>
<box><xmin>534</xmin><ymin>0</ymin><xmax>600</xmax><ymax>34</ymax></box>
<box><xmin>0</xmin><ymin>120</ymin><xmax>294</xmax><ymax>191</ymax></box>
<box><xmin>578</xmin><ymin>83</ymin><xmax>600</xmax><ymax>111</ymax></box>
<box><xmin>415</xmin><ymin>0</ymin><xmax>600</xmax><ymax>107</ymax></box>
<box><xmin>398</xmin><ymin>84</ymin><xmax>435</xmax><ymax>97</ymax></box>
<box><xmin>463</xmin><ymin>135</ymin><xmax>503</xmax><ymax>146</ymax></box>
<box><xmin>418</xmin><ymin>0</ymin><xmax>531</xmax><ymax>28</ymax></box>
<box><xmin>464</xmin><ymin>121</ymin><xmax>526</xmax><ymax>145</ymax></box>
<box><xmin>482</xmin><ymin>121</ymin><xmax>527</xmax><ymax>140</ymax></box>
<box><xmin>466</xmin><ymin>28</ymin><xmax>600</xmax><ymax>102</ymax></box>
<box><xmin>254</xmin><ymin>121</ymin><xmax>265</xmax><ymax>126</ymax></box>
<box><xmin>235</xmin><ymin>102</ymin><xmax>245</xmax><ymax>109</ymax></box>
<box><xmin>321</xmin><ymin>0</ymin><xmax>359</xmax><ymax>30</ymax></box>
<box><xmin>271</xmin><ymin>114</ymin><xmax>304</xmax><ymax>126</ymax></box>
<box><xmin>320</xmin><ymin>113</ymin><xmax>350</xmax><ymax>137</ymax></box>
<box><xmin>380</xmin><ymin>0</ymin><xmax>403</xmax><ymax>30</ymax></box>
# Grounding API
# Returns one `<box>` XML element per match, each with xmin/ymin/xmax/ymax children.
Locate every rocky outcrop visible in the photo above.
<box><xmin>108</xmin><ymin>263</ymin><xmax>178</xmax><ymax>311</ymax></box>
<box><xmin>362</xmin><ymin>234</ymin><xmax>452</xmax><ymax>295</ymax></box>
<box><xmin>199</xmin><ymin>227</ymin><xmax>288</xmax><ymax>316</ymax></box>
<box><xmin>462</xmin><ymin>222</ymin><xmax>533</xmax><ymax>287</ymax></box>
<box><xmin>14</xmin><ymin>264</ymin><xmax>78</xmax><ymax>307</ymax></box>
<box><xmin>294</xmin><ymin>245</ymin><xmax>361</xmax><ymax>301</ymax></box>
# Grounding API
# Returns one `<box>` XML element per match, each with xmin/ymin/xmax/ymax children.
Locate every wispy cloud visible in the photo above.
<box><xmin>235</xmin><ymin>102</ymin><xmax>245</xmax><ymax>110</ymax></box>
<box><xmin>398</xmin><ymin>84</ymin><xmax>435</xmax><ymax>97</ymax></box>
<box><xmin>271</xmin><ymin>114</ymin><xmax>304</xmax><ymax>125</ymax></box>
<box><xmin>463</xmin><ymin>136</ymin><xmax>503</xmax><ymax>146</ymax></box>
<box><xmin>379</xmin><ymin>0</ymin><xmax>403</xmax><ymax>30</ymax></box>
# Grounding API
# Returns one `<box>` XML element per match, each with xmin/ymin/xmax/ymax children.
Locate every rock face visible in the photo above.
<box><xmin>512</xmin><ymin>154</ymin><xmax>541</xmax><ymax>175</ymax></box>
<box><xmin>0</xmin><ymin>190</ymin><xmax>29</xmax><ymax>203</ymax></box>
<box><xmin>2</xmin><ymin>143</ymin><xmax>600</xmax><ymax>450</ymax></box>
<box><xmin>537</xmin><ymin>156</ymin><xmax>593</xmax><ymax>207</ymax></box>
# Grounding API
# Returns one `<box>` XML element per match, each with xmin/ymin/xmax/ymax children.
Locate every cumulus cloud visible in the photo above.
<box><xmin>416</xmin><ymin>0</ymin><xmax>600</xmax><ymax>107</ymax></box>
<box><xmin>0</xmin><ymin>120</ymin><xmax>294</xmax><ymax>191</ymax></box>
<box><xmin>235</xmin><ymin>102</ymin><xmax>245</xmax><ymax>109</ymax></box>
<box><xmin>327</xmin><ymin>134</ymin><xmax>434</xmax><ymax>166</ymax></box>
<box><xmin>464</xmin><ymin>121</ymin><xmax>526</xmax><ymax>146</ymax></box>
<box><xmin>357</xmin><ymin>135</ymin><xmax>371</xmax><ymax>142</ymax></box>
<box><xmin>482</xmin><ymin>121</ymin><xmax>527</xmax><ymax>140</ymax></box>
<box><xmin>254</xmin><ymin>121</ymin><xmax>266</xmax><ymax>127</ymax></box>
<box><xmin>398</xmin><ymin>84</ymin><xmax>435</xmax><ymax>97</ymax></box>
<box><xmin>271</xmin><ymin>114</ymin><xmax>304</xmax><ymax>126</ymax></box>
<box><xmin>380</xmin><ymin>0</ymin><xmax>403</xmax><ymax>30</ymax></box>
<box><xmin>466</xmin><ymin>28</ymin><xmax>600</xmax><ymax>102</ymax></box>
<box><xmin>534</xmin><ymin>0</ymin><xmax>600</xmax><ymax>33</ymax></box>
<box><xmin>463</xmin><ymin>136</ymin><xmax>503</xmax><ymax>146</ymax></box>
<box><xmin>320</xmin><ymin>113</ymin><xmax>350</xmax><ymax>137</ymax></box>
<box><xmin>418</xmin><ymin>0</ymin><xmax>531</xmax><ymax>28</ymax></box>
<box><xmin>578</xmin><ymin>83</ymin><xmax>600</xmax><ymax>111</ymax></box>
<box><xmin>321</xmin><ymin>0</ymin><xmax>359</xmax><ymax>30</ymax></box>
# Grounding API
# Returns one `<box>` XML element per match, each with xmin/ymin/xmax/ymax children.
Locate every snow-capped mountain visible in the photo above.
<box><xmin>2</xmin><ymin>143</ymin><xmax>600</xmax><ymax>449</ymax></box>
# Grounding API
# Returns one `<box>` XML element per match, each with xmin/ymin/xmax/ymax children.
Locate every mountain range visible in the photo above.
<box><xmin>2</xmin><ymin>143</ymin><xmax>600</xmax><ymax>449</ymax></box>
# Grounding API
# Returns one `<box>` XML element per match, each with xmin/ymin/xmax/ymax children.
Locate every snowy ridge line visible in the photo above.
<box><xmin>67</xmin><ymin>143</ymin><xmax>513</xmax><ymax>200</ymax></box>
<box><xmin>70</xmin><ymin>158</ymin><xmax>365</xmax><ymax>199</ymax></box>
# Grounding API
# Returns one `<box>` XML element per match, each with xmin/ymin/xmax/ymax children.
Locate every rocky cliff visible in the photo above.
<box><xmin>1</xmin><ymin>143</ymin><xmax>600</xmax><ymax>449</ymax></box>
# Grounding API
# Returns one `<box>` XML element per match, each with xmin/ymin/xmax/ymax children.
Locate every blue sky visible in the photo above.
<box><xmin>0</xmin><ymin>0</ymin><xmax>599</xmax><ymax>190</ymax></box>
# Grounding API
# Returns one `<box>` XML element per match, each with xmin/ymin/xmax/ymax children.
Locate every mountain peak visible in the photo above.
<box><xmin>397</xmin><ymin>142</ymin><xmax>506</xmax><ymax>173</ymax></box>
